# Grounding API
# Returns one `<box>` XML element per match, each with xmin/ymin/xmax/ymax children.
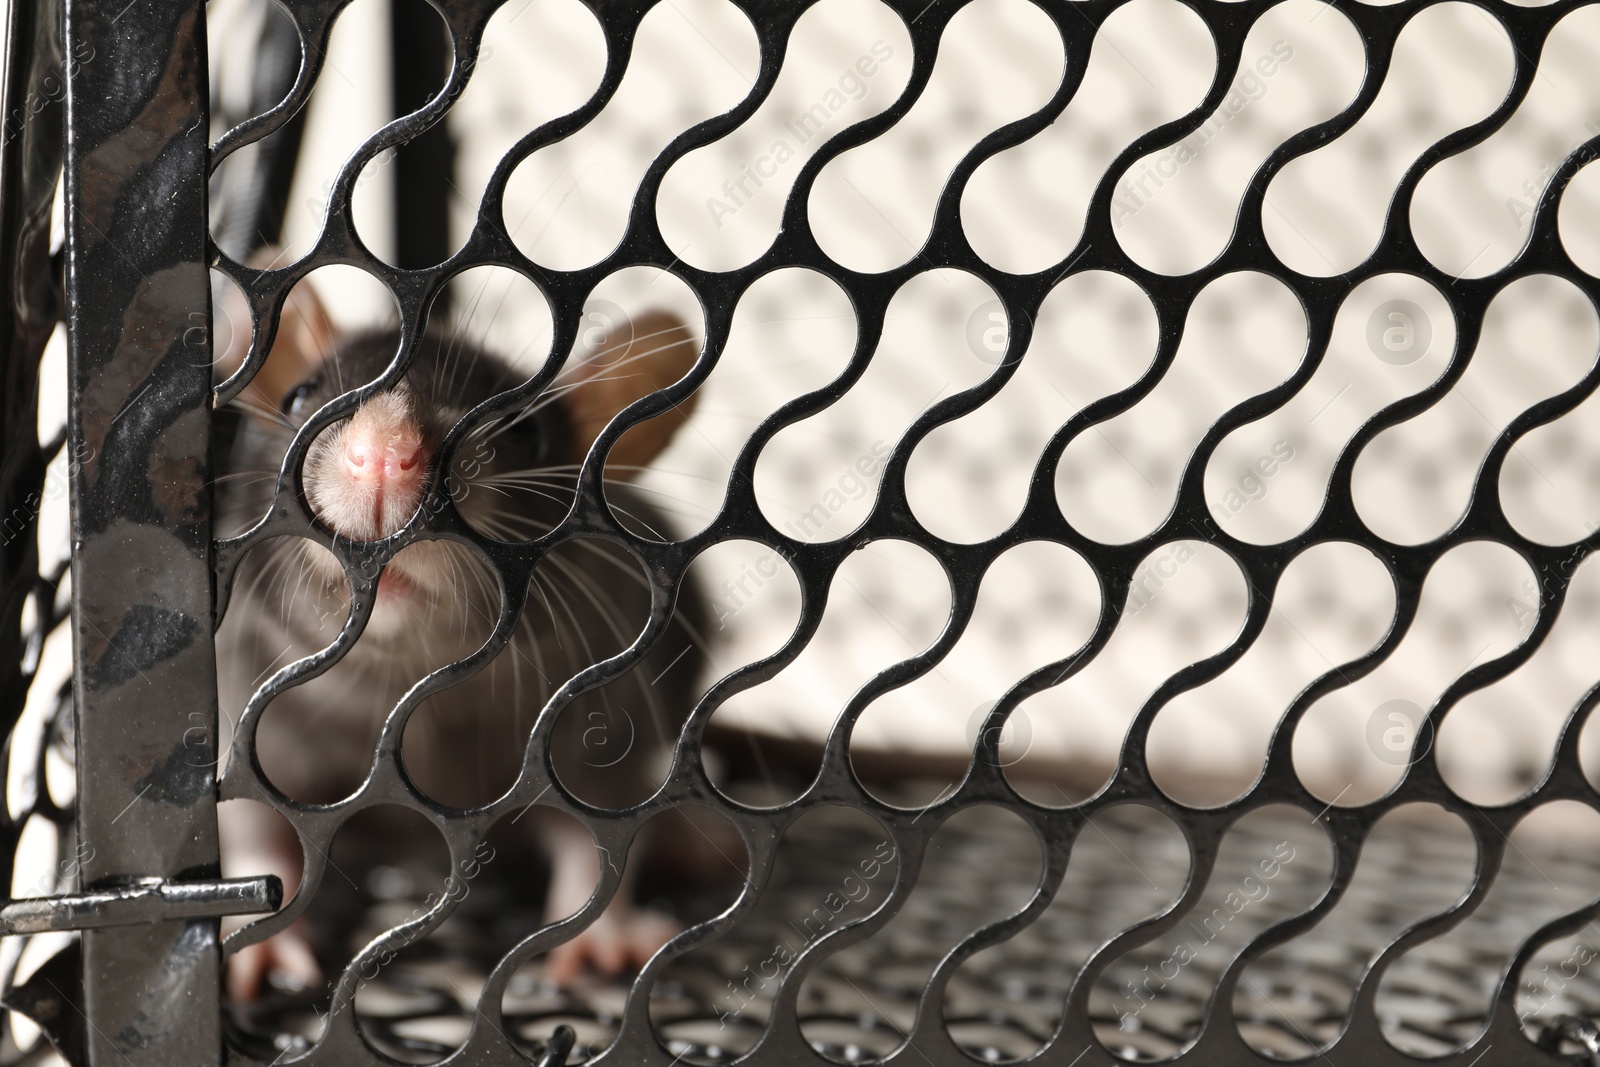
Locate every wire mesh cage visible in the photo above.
<box><xmin>5</xmin><ymin>0</ymin><xmax>1600</xmax><ymax>1064</ymax></box>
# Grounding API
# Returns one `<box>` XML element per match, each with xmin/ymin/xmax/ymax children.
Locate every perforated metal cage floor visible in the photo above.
<box><xmin>12</xmin><ymin>0</ymin><xmax>1600</xmax><ymax>1063</ymax></box>
<box><xmin>217</xmin><ymin>801</ymin><xmax>1600</xmax><ymax>1066</ymax></box>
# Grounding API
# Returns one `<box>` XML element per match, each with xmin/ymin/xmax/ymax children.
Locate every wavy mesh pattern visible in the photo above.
<box><xmin>189</xmin><ymin>0</ymin><xmax>1600</xmax><ymax>1064</ymax></box>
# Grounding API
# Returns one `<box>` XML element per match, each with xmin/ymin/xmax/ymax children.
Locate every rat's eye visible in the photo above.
<box><xmin>280</xmin><ymin>380</ymin><xmax>318</xmax><ymax>420</ymax></box>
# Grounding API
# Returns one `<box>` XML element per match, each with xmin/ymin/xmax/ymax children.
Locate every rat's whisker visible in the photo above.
<box><xmin>217</xmin><ymin>303</ymin><xmax>706</xmax><ymax>988</ymax></box>
<box><xmin>238</xmin><ymin>636</ymin><xmax>300</xmax><ymax>696</ymax></box>
<box><xmin>467</xmin><ymin>483</ymin><xmax>573</xmax><ymax>511</ymax></box>
<box><xmin>564</xmin><ymin>538</ymin><xmax>711</xmax><ymax>655</ymax></box>
<box><xmin>543</xmin><ymin>555</ymin><xmax>670</xmax><ymax>727</ymax></box>
<box><xmin>555</xmin><ymin>325</ymin><xmax>696</xmax><ymax>384</ymax></box>
<box><xmin>511</xmin><ymin>576</ymin><xmax>556</xmax><ymax>688</ymax></box>
<box><xmin>226</xmin><ymin>395</ymin><xmax>298</xmax><ymax>429</ymax></box>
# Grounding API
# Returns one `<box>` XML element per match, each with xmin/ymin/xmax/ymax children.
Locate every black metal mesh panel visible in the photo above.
<box><xmin>17</xmin><ymin>0</ymin><xmax>1600</xmax><ymax>1064</ymax></box>
<box><xmin>207</xmin><ymin>0</ymin><xmax>1600</xmax><ymax>1064</ymax></box>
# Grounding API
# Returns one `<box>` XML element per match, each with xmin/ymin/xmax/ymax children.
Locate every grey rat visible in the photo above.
<box><xmin>212</xmin><ymin>279</ymin><xmax>707</xmax><ymax>1000</ymax></box>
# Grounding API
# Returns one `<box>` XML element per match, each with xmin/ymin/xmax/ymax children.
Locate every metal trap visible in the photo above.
<box><xmin>2</xmin><ymin>0</ymin><xmax>1600</xmax><ymax>1064</ymax></box>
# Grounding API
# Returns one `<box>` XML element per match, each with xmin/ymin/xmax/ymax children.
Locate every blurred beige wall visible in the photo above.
<box><xmin>192</xmin><ymin>0</ymin><xmax>1600</xmax><ymax>810</ymax></box>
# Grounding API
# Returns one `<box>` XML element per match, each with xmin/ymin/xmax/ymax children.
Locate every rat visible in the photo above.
<box><xmin>211</xmin><ymin>275</ymin><xmax>708</xmax><ymax>1001</ymax></box>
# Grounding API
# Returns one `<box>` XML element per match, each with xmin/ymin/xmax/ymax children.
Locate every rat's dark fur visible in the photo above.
<box><xmin>214</xmin><ymin>318</ymin><xmax>707</xmax><ymax>995</ymax></box>
<box><xmin>217</xmin><ymin>325</ymin><xmax>702</xmax><ymax>808</ymax></box>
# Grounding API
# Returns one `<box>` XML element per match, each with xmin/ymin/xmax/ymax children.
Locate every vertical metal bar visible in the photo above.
<box><xmin>0</xmin><ymin>0</ymin><xmax>65</xmax><ymax>870</ymax></box>
<box><xmin>63</xmin><ymin>0</ymin><xmax>220</xmax><ymax>1064</ymax></box>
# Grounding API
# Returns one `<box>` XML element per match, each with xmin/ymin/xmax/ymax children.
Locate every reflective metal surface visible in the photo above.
<box><xmin>9</xmin><ymin>0</ymin><xmax>1600</xmax><ymax>1066</ymax></box>
<box><xmin>63</xmin><ymin>0</ymin><xmax>222</xmax><ymax>1062</ymax></box>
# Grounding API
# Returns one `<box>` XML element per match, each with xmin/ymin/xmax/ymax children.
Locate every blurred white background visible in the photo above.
<box><xmin>0</xmin><ymin>0</ymin><xmax>1597</xmax><ymax>1057</ymax></box>
<box><xmin>196</xmin><ymin>0</ymin><xmax>1600</xmax><ymax>812</ymax></box>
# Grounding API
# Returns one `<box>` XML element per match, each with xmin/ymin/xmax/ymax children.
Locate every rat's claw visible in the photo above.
<box><xmin>226</xmin><ymin>925</ymin><xmax>322</xmax><ymax>1002</ymax></box>
<box><xmin>547</xmin><ymin>906</ymin><xmax>679</xmax><ymax>984</ymax></box>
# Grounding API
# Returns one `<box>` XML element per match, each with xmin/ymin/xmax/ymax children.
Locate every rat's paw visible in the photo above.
<box><xmin>226</xmin><ymin>924</ymin><xmax>322</xmax><ymax>1002</ymax></box>
<box><xmin>547</xmin><ymin>905</ymin><xmax>679</xmax><ymax>984</ymax></box>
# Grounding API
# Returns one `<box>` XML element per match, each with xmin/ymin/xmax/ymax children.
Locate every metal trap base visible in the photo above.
<box><xmin>225</xmin><ymin>802</ymin><xmax>1600</xmax><ymax>1065</ymax></box>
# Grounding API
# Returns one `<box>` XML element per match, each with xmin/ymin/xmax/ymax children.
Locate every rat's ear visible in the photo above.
<box><xmin>215</xmin><ymin>253</ymin><xmax>338</xmax><ymax>416</ymax></box>
<box><xmin>564</xmin><ymin>310</ymin><xmax>700</xmax><ymax>477</ymax></box>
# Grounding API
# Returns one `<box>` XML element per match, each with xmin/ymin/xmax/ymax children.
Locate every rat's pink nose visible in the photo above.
<box><xmin>306</xmin><ymin>391</ymin><xmax>430</xmax><ymax>542</ymax></box>
<box><xmin>342</xmin><ymin>427</ymin><xmax>426</xmax><ymax>489</ymax></box>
